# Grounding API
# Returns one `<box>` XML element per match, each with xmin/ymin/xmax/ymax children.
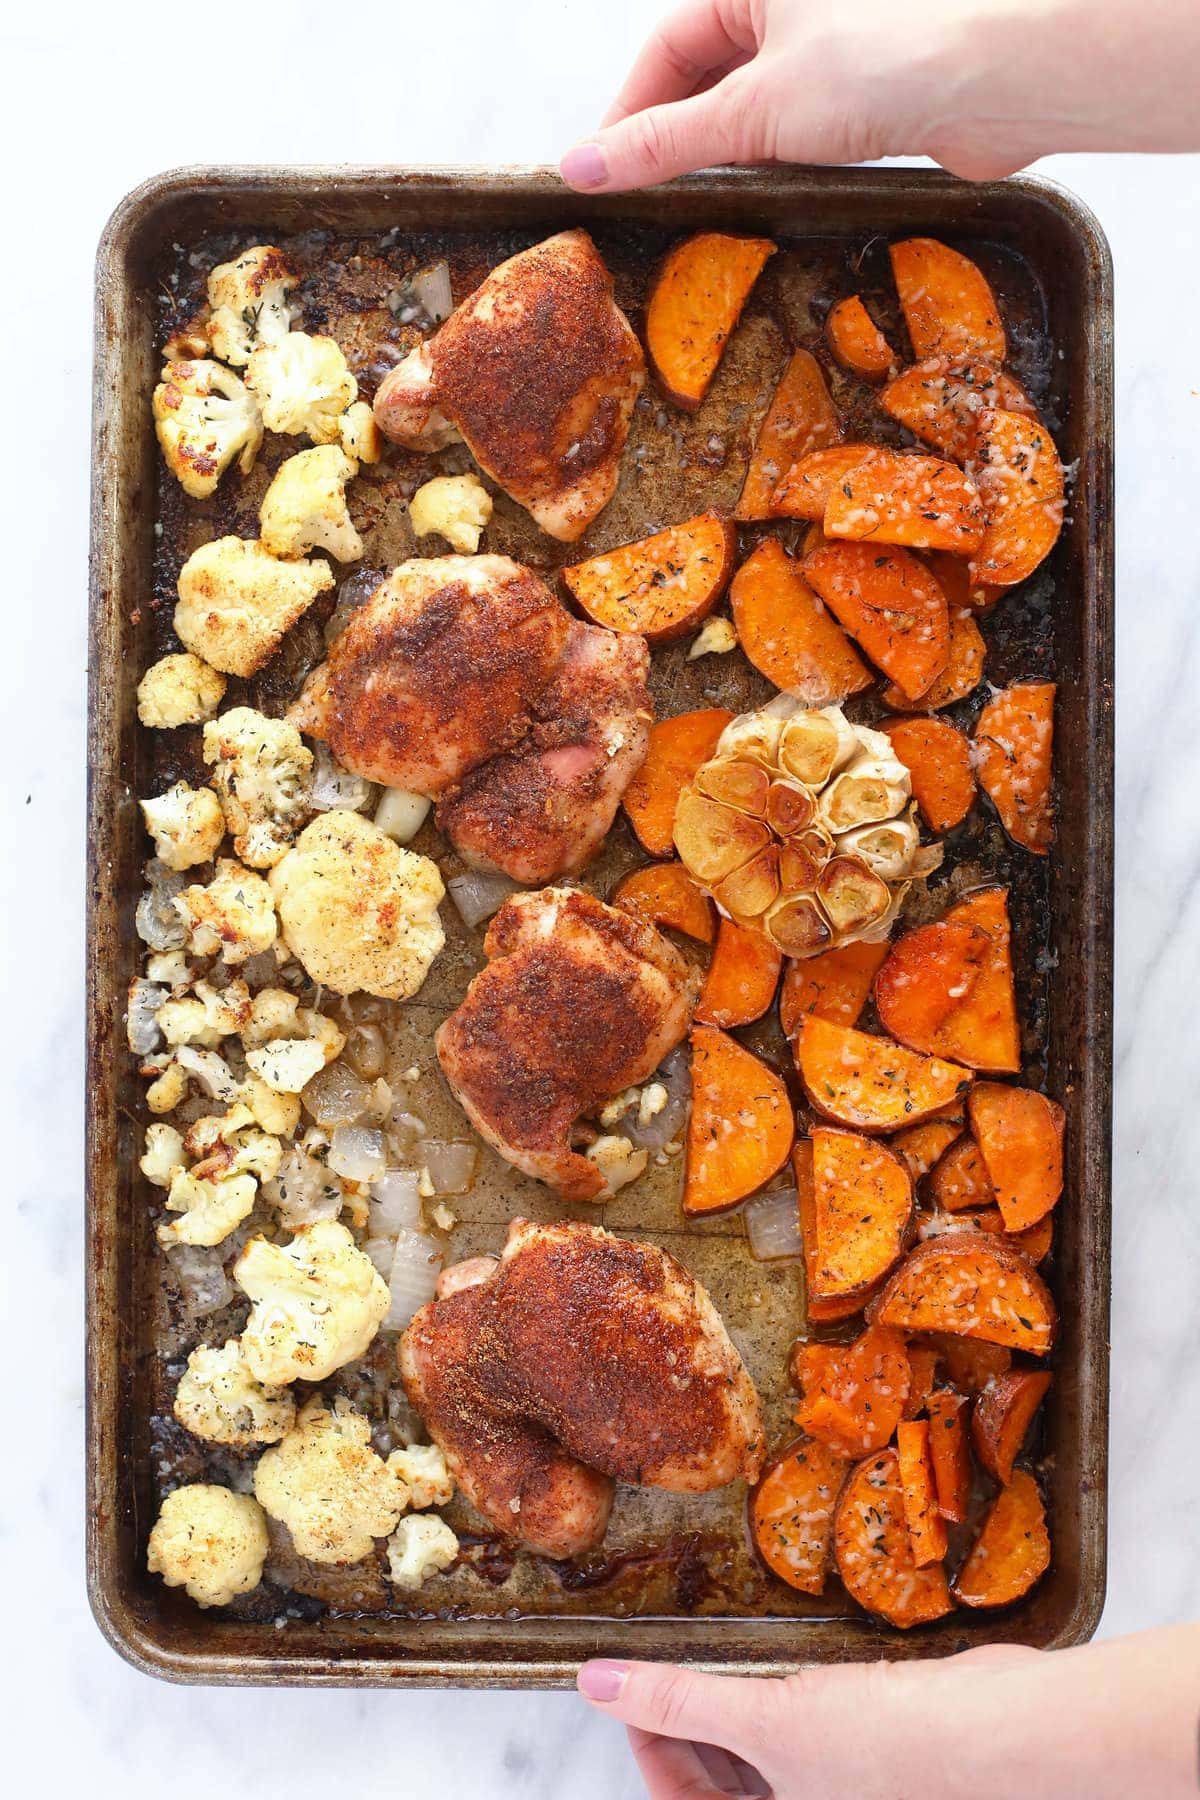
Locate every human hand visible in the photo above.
<box><xmin>560</xmin><ymin>0</ymin><xmax>1200</xmax><ymax>193</ymax></box>
<box><xmin>576</xmin><ymin>1624</ymin><xmax>1200</xmax><ymax>1798</ymax></box>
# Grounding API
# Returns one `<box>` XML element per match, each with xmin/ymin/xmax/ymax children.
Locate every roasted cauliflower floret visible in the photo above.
<box><xmin>146</xmin><ymin>1059</ymin><xmax>189</xmax><ymax>1114</ymax></box>
<box><xmin>184</xmin><ymin>1102</ymin><xmax>282</xmax><ymax>1183</ymax></box>
<box><xmin>175</xmin><ymin>536</ymin><xmax>336</xmax><ymax>678</ymax></box>
<box><xmin>259</xmin><ymin>447</ymin><xmax>363</xmax><ymax>563</ymax></box>
<box><xmin>253</xmin><ymin>1396</ymin><xmax>408</xmax><ymax>1564</ymax></box>
<box><xmin>153</xmin><ymin>360</ymin><xmax>263</xmax><ymax>499</ymax></box>
<box><xmin>206</xmin><ymin>245</ymin><xmax>297</xmax><ymax>367</ymax></box>
<box><xmin>235</xmin><ymin>1218</ymin><xmax>389</xmax><ymax>1385</ymax></box>
<box><xmin>584</xmin><ymin>1133</ymin><xmax>649</xmax><ymax>1197</ymax></box>
<box><xmin>244</xmin><ymin>1038</ymin><xmax>325</xmax><ymax>1093</ymax></box>
<box><xmin>238</xmin><ymin>1073</ymin><xmax>302</xmax><ymax>1137</ymax></box>
<box><xmin>157</xmin><ymin>1103</ymin><xmax>281</xmax><ymax>1248</ymax></box>
<box><xmin>140</xmin><ymin>782</ymin><xmax>226</xmax><ymax>872</ymax></box>
<box><xmin>202</xmin><ymin>707</ymin><xmax>313</xmax><ymax>869</ymax></box>
<box><xmin>385</xmin><ymin>1514</ymin><xmax>460</xmax><ymax>1590</ymax></box>
<box><xmin>246</xmin><ymin>332</ymin><xmax>357</xmax><ymax>444</ymax></box>
<box><xmin>140</xmin><ymin>1122</ymin><xmax>186</xmax><ymax>1189</ymax></box>
<box><xmin>176</xmin><ymin>859</ymin><xmax>277</xmax><ymax>964</ymax></box>
<box><xmin>156</xmin><ymin>978</ymin><xmax>252</xmax><ymax>1048</ymax></box>
<box><xmin>269</xmin><ymin>811</ymin><xmax>444</xmax><ymax>1001</ymax></box>
<box><xmin>136</xmin><ymin>653</ymin><xmax>227</xmax><ymax>728</ymax></box>
<box><xmin>147</xmin><ymin>1484</ymin><xmax>269</xmax><ymax>1608</ymax></box>
<box><xmin>387</xmin><ymin>1442</ymin><xmax>454</xmax><ymax>1510</ymax></box>
<box><xmin>339</xmin><ymin>400</ymin><xmax>382</xmax><ymax>465</ymax></box>
<box><xmin>408</xmin><ymin>473</ymin><xmax>492</xmax><ymax>553</ymax></box>
<box><xmin>173</xmin><ymin>1339</ymin><xmax>296</xmax><ymax>1447</ymax></box>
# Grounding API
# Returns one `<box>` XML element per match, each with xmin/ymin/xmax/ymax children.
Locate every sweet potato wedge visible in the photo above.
<box><xmin>826</xmin><ymin>295</ymin><xmax>897</xmax><ymax>380</ymax></box>
<box><xmin>972</xmin><ymin>1370</ymin><xmax>1052</xmax><ymax>1485</ymax></box>
<box><xmin>684</xmin><ymin>1025</ymin><xmax>794</xmax><ymax>1215</ymax></box>
<box><xmin>750</xmin><ymin>1436</ymin><xmax>850</xmax><ymax>1594</ymax></box>
<box><xmin>891</xmin><ymin>1117</ymin><xmax>965</xmax><ymax>1184</ymax></box>
<box><xmin>623</xmin><ymin>707</ymin><xmax>733</xmax><ymax>857</ymax></box>
<box><xmin>970</xmin><ymin>409</ymin><xmax>1065</xmax><ymax>587</ymax></box>
<box><xmin>953</xmin><ymin>1469</ymin><xmax>1050</xmax><ymax>1608</ymax></box>
<box><xmin>834</xmin><ymin>1448</ymin><xmax>954</xmax><ymax>1628</ymax></box>
<box><xmin>646</xmin><ymin>232</ymin><xmax>776</xmax><ymax>411</ymax></box>
<box><xmin>968</xmin><ymin>1082</ymin><xmax>1065</xmax><ymax>1232</ymax></box>
<box><xmin>736</xmin><ymin>349</ymin><xmax>842</xmax><ymax>521</ymax></box>
<box><xmin>880</xmin><ymin>717</ymin><xmax>975</xmax><ymax>832</ymax></box>
<box><xmin>808</xmin><ymin>1127</ymin><xmax>914</xmax><ymax>1300</ymax></box>
<box><xmin>880</xmin><ymin>356</ymin><xmax>1037</xmax><ymax>463</ymax></box>
<box><xmin>881</xmin><ymin>606</ymin><xmax>986</xmax><ymax>711</ymax></box>
<box><xmin>802</xmin><ymin>539</ymin><xmax>950</xmax><ymax>701</ymax></box>
<box><xmin>929</xmin><ymin>1136</ymin><xmax>996</xmax><ymax>1212</ymax></box>
<box><xmin>890</xmin><ymin>238</ymin><xmax>1006</xmax><ymax>363</ymax></box>
<box><xmin>612</xmin><ymin>862</ymin><xmax>716</xmax><ymax>944</ymax></box>
<box><xmin>903</xmin><ymin>1343</ymin><xmax>942</xmax><ymax>1419</ymax></box>
<box><xmin>730</xmin><ymin>537</ymin><xmax>872</xmax><ymax>705</ymax></box>
<box><xmin>823</xmin><ymin>449</ymin><xmax>985</xmax><ymax>555</ymax></box>
<box><xmin>876</xmin><ymin>888</ymin><xmax>1021</xmax><ymax>1074</ymax></box>
<box><xmin>780</xmin><ymin>939</ymin><xmax>890</xmax><ymax>1036</ymax></box>
<box><xmin>896</xmin><ymin>1420</ymin><xmax>949</xmax><ymax>1565</ymax></box>
<box><xmin>771</xmin><ymin>445</ymin><xmax>874</xmax><ymax>520</ymax></box>
<box><xmin>934</xmin><ymin>1206</ymin><xmax>1053</xmax><ymax>1265</ymax></box>
<box><xmin>870</xmin><ymin>1235</ymin><xmax>1056</xmax><ymax>1354</ymax></box>
<box><xmin>561</xmin><ymin>511</ymin><xmax>736</xmax><ymax>642</ymax></box>
<box><xmin>695</xmin><ymin>918</ymin><xmax>783</xmax><ymax>1028</ymax></box>
<box><xmin>974</xmin><ymin>681</ymin><xmax>1056</xmax><ymax>854</ymax></box>
<box><xmin>795</xmin><ymin>1017</ymin><xmax>973</xmax><ymax>1135</ymax></box>
<box><xmin>921</xmin><ymin>1332</ymin><xmax>1012</xmax><ymax>1394</ymax></box>
<box><xmin>792</xmin><ymin>1324</ymin><xmax>912</xmax><ymax>1458</ymax></box>
<box><xmin>924</xmin><ymin>550</ymin><xmax>1004</xmax><ymax>612</ymax></box>
<box><xmin>794</xmin><ymin>1141</ymin><xmax>881</xmax><ymax>1323</ymax></box>
<box><xmin>926</xmin><ymin>1388</ymin><xmax>972</xmax><ymax>1522</ymax></box>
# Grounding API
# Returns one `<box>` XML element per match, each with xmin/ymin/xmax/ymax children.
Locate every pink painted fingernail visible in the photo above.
<box><xmin>560</xmin><ymin>143</ymin><xmax>608</xmax><ymax>191</ymax></box>
<box><xmin>578</xmin><ymin>1658</ymin><xmax>629</xmax><ymax>1701</ymax></box>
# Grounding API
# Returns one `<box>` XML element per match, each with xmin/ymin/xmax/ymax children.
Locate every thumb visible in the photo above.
<box><xmin>560</xmin><ymin>74</ymin><xmax>765</xmax><ymax>193</ymax></box>
<box><xmin>577</xmin><ymin>1659</ymin><xmax>781</xmax><ymax>1764</ymax></box>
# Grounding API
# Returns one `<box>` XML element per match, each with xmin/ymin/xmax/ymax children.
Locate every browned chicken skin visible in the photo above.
<box><xmin>436</xmin><ymin>888</ymin><xmax>699</xmax><ymax>1201</ymax></box>
<box><xmin>373</xmin><ymin>231</ymin><xmax>645</xmax><ymax>542</ymax></box>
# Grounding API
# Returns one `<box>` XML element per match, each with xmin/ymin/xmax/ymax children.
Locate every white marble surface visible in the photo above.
<box><xmin>3</xmin><ymin>0</ymin><xmax>1200</xmax><ymax>1790</ymax></box>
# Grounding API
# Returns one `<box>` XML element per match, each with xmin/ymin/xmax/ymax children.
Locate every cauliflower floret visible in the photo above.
<box><xmin>339</xmin><ymin>400</ymin><xmax>382</xmax><ymax>465</ymax></box>
<box><xmin>147</xmin><ymin>1484</ymin><xmax>269</xmax><ymax>1608</ymax></box>
<box><xmin>156</xmin><ymin>978</ymin><xmax>252</xmax><ymax>1048</ymax></box>
<box><xmin>145</xmin><ymin>949</ymin><xmax>193</xmax><ymax>988</ymax></box>
<box><xmin>202</xmin><ymin>707</ymin><xmax>313</xmax><ymax>869</ymax></box>
<box><xmin>408</xmin><ymin>473</ymin><xmax>492</xmax><ymax>553</ymax></box>
<box><xmin>184</xmin><ymin>1102</ymin><xmax>282</xmax><ymax>1184</ymax></box>
<box><xmin>140</xmin><ymin>1122</ymin><xmax>186</xmax><ymax>1189</ymax></box>
<box><xmin>141</xmin><ymin>782</ymin><xmax>226</xmax><ymax>872</ymax></box>
<box><xmin>173</xmin><ymin>1339</ymin><xmax>296</xmax><ymax>1447</ymax></box>
<box><xmin>387</xmin><ymin>1442</ymin><xmax>454</xmax><ymax>1511</ymax></box>
<box><xmin>385</xmin><ymin>1514</ymin><xmax>460</xmax><ymax>1590</ymax></box>
<box><xmin>152</xmin><ymin>360</ymin><xmax>263</xmax><ymax>499</ymax></box>
<box><xmin>246</xmin><ymin>1037</ymin><xmax>328</xmax><ymax>1094</ymax></box>
<box><xmin>246</xmin><ymin>333</ymin><xmax>357</xmax><ymax>444</ymax></box>
<box><xmin>584</xmin><ymin>1133</ymin><xmax>649</xmax><ymax>1197</ymax></box>
<box><xmin>175</xmin><ymin>536</ymin><xmax>335</xmax><ymax>679</ymax></box>
<box><xmin>146</xmin><ymin>1060</ymin><xmax>189</xmax><ymax>1114</ymax></box>
<box><xmin>235</xmin><ymin>1218</ymin><xmax>389</xmax><ymax>1384</ymax></box>
<box><xmin>136</xmin><ymin>653</ymin><xmax>227</xmax><ymax>728</ymax></box>
<box><xmin>238</xmin><ymin>1073</ymin><xmax>302</xmax><ymax>1137</ymax></box>
<box><xmin>242</xmin><ymin>987</ymin><xmax>302</xmax><ymax>1044</ymax></box>
<box><xmin>253</xmin><ymin>1396</ymin><xmax>408</xmax><ymax>1564</ymax></box>
<box><xmin>259</xmin><ymin>447</ymin><xmax>363</xmax><ymax>563</ymax></box>
<box><xmin>158</xmin><ymin>1167</ymin><xmax>256</xmax><ymax>1248</ymax></box>
<box><xmin>206</xmin><ymin>245</ymin><xmax>297</xmax><ymax>367</ymax></box>
<box><xmin>269</xmin><ymin>810</ymin><xmax>444</xmax><ymax>1001</ymax></box>
<box><xmin>176</xmin><ymin>859</ymin><xmax>277</xmax><ymax>965</ymax></box>
<box><xmin>175</xmin><ymin>1045</ymin><xmax>241</xmax><ymax>1104</ymax></box>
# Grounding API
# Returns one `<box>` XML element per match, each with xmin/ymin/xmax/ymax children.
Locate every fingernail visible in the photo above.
<box><xmin>560</xmin><ymin>142</ymin><xmax>608</xmax><ymax>191</ymax></box>
<box><xmin>578</xmin><ymin>1658</ymin><xmax>629</xmax><ymax>1701</ymax></box>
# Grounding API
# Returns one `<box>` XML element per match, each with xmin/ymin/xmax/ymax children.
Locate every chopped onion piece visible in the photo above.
<box><xmin>388</xmin><ymin>261</ymin><xmax>453</xmax><ymax>328</ymax></box>
<box><xmin>364</xmin><ymin>1236</ymin><xmax>397</xmax><ymax>1278</ymax></box>
<box><xmin>136</xmin><ymin>861</ymin><xmax>188</xmax><ymax>951</ymax></box>
<box><xmin>447</xmin><ymin>869</ymin><xmax>522</xmax><ymax>929</ymax></box>
<box><xmin>622</xmin><ymin>1045</ymin><xmax>691</xmax><ymax>1151</ymax></box>
<box><xmin>370</xmin><ymin>1168</ymin><xmax>422</xmax><ymax>1235</ymax></box>
<box><xmin>383</xmin><ymin>1228</ymin><xmax>443</xmax><ymax>1330</ymax></box>
<box><xmin>166</xmin><ymin>1243</ymin><xmax>232</xmax><ymax>1317</ymax></box>
<box><xmin>309</xmin><ymin>742</ymin><xmax>376</xmax><ymax>814</ymax></box>
<box><xmin>128</xmin><ymin>979</ymin><xmax>167</xmax><ymax>1055</ymax></box>
<box><xmin>416</xmin><ymin>1139</ymin><xmax>478</xmax><ymax>1195</ymax></box>
<box><xmin>375</xmin><ymin>787</ymin><xmax>431</xmax><ymax>844</ymax></box>
<box><xmin>175</xmin><ymin>1045</ymin><xmax>240</xmax><ymax>1102</ymax></box>
<box><xmin>327</xmin><ymin>1124</ymin><xmax>386</xmax><ymax>1184</ymax></box>
<box><xmin>743</xmin><ymin>1185</ymin><xmax>803</xmax><ymax>1262</ymax></box>
<box><xmin>263</xmin><ymin>1146</ymin><xmax>343</xmax><ymax>1228</ymax></box>
<box><xmin>302</xmin><ymin>1059</ymin><xmax>372</xmax><ymax>1127</ymax></box>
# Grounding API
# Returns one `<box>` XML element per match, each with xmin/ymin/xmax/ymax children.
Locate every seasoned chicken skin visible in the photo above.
<box><xmin>374</xmin><ymin>231</ymin><xmax>645</xmax><ymax>542</ymax></box>
<box><xmin>436</xmin><ymin>888</ymin><xmax>699</xmax><ymax>1201</ymax></box>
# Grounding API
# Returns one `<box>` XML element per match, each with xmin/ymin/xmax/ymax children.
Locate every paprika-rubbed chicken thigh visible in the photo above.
<box><xmin>436</xmin><ymin>889</ymin><xmax>699</xmax><ymax>1201</ymax></box>
<box><xmin>373</xmin><ymin>231</ymin><xmax>645</xmax><ymax>541</ymax></box>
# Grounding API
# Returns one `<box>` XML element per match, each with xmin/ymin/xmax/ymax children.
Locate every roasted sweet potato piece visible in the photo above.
<box><xmin>925</xmin><ymin>550</ymin><xmax>1004</xmax><ymax>612</ymax></box>
<box><xmin>922</xmin><ymin>1332</ymin><xmax>1012</xmax><ymax>1394</ymax></box>
<box><xmin>826</xmin><ymin>295</ymin><xmax>897</xmax><ymax>380</ymax></box>
<box><xmin>794</xmin><ymin>1017</ymin><xmax>973</xmax><ymax>1134</ymax></box>
<box><xmin>684</xmin><ymin>1025</ymin><xmax>794</xmax><ymax>1215</ymax></box>
<box><xmin>823</xmin><ymin>449</ymin><xmax>985</xmax><ymax>555</ymax></box>
<box><xmin>794</xmin><ymin>1140</ymin><xmax>881</xmax><ymax>1323</ymax></box>
<box><xmin>771</xmin><ymin>445</ymin><xmax>874</xmax><ymax>520</ymax></box>
<box><xmin>929</xmin><ymin>1136</ymin><xmax>996</xmax><ymax>1212</ymax></box>
<box><xmin>646</xmin><ymin>232</ymin><xmax>776</xmax><ymax>411</ymax></box>
<box><xmin>809</xmin><ymin>1127</ymin><xmax>914</xmax><ymax>1300</ymax></box>
<box><xmin>870</xmin><ymin>1235</ymin><xmax>1056</xmax><ymax>1354</ymax></box>
<box><xmin>972</xmin><ymin>1370</ymin><xmax>1052</xmax><ymax>1485</ymax></box>
<box><xmin>875</xmin><ymin>888</ymin><xmax>1021</xmax><ymax>1074</ymax></box>
<box><xmin>896</xmin><ymin>1420</ymin><xmax>949</xmax><ymax>1565</ymax></box>
<box><xmin>890</xmin><ymin>238</ymin><xmax>1006</xmax><ymax>363</ymax></box>
<box><xmin>612</xmin><ymin>862</ymin><xmax>716</xmax><ymax>943</ymax></box>
<box><xmin>623</xmin><ymin>708</ymin><xmax>733</xmax><ymax>857</ymax></box>
<box><xmin>835</xmin><ymin>1448</ymin><xmax>954</xmax><ymax>1628</ymax></box>
<box><xmin>882</xmin><ymin>606</ymin><xmax>986</xmax><ymax>711</ymax></box>
<box><xmin>750</xmin><ymin>1436</ymin><xmax>850</xmax><ymax>1594</ymax></box>
<box><xmin>561</xmin><ymin>511</ymin><xmax>736</xmax><ymax>642</ymax></box>
<box><xmin>730</xmin><ymin>537</ymin><xmax>872</xmax><ymax>705</ymax></box>
<box><xmin>968</xmin><ymin>1082</ymin><xmax>1065</xmax><ymax>1231</ymax></box>
<box><xmin>953</xmin><ymin>1470</ymin><xmax>1050</xmax><ymax>1608</ymax></box>
<box><xmin>779</xmin><ymin>940</ymin><xmax>889</xmax><ymax>1036</ymax></box>
<box><xmin>892</xmin><ymin>1117</ymin><xmax>964</xmax><ymax>1184</ymax></box>
<box><xmin>926</xmin><ymin>1389</ymin><xmax>972</xmax><ymax>1522</ymax></box>
<box><xmin>792</xmin><ymin>1324</ymin><xmax>912</xmax><ymax>1457</ymax></box>
<box><xmin>880</xmin><ymin>356</ymin><xmax>1037</xmax><ymax>462</ymax></box>
<box><xmin>974</xmin><ymin>682</ymin><xmax>1056</xmax><ymax>853</ymax></box>
<box><xmin>736</xmin><ymin>349</ymin><xmax>842</xmax><ymax>521</ymax></box>
<box><xmin>903</xmin><ymin>1344</ymin><xmax>942</xmax><ymax>1418</ymax></box>
<box><xmin>803</xmin><ymin>539</ymin><xmax>950</xmax><ymax>701</ymax></box>
<box><xmin>695</xmin><ymin>918</ymin><xmax>783</xmax><ymax>1028</ymax></box>
<box><xmin>971</xmin><ymin>409</ymin><xmax>1065</xmax><ymax>587</ymax></box>
<box><xmin>1008</xmin><ymin>1214</ymin><xmax>1054</xmax><ymax>1264</ymax></box>
<box><xmin>942</xmin><ymin>1206</ymin><xmax>1053</xmax><ymax>1265</ymax></box>
<box><xmin>880</xmin><ymin>717</ymin><xmax>975</xmax><ymax>832</ymax></box>
<box><xmin>944</xmin><ymin>888</ymin><xmax>1022</xmax><ymax>1069</ymax></box>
